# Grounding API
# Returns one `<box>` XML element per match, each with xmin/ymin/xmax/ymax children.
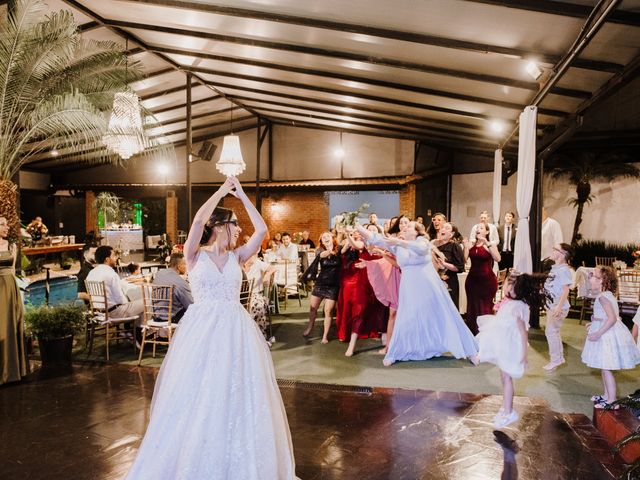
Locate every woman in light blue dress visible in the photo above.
<box><xmin>357</xmin><ymin>222</ymin><xmax>477</xmax><ymax>366</ymax></box>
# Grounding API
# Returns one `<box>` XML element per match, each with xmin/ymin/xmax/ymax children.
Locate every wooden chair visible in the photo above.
<box><xmin>137</xmin><ymin>284</ymin><xmax>176</xmax><ymax>365</ymax></box>
<box><xmin>595</xmin><ymin>256</ymin><xmax>616</xmax><ymax>267</ymax></box>
<box><xmin>275</xmin><ymin>259</ymin><xmax>303</xmax><ymax>310</ymax></box>
<box><xmin>239</xmin><ymin>278</ymin><xmax>254</xmax><ymax>312</ymax></box>
<box><xmin>254</xmin><ymin>271</ymin><xmax>277</xmax><ymax>340</ymax></box>
<box><xmin>85</xmin><ymin>280</ymin><xmax>138</xmax><ymax>361</ymax></box>
<box><xmin>618</xmin><ymin>271</ymin><xmax>640</xmax><ymax>318</ymax></box>
<box><xmin>578</xmin><ymin>297</ymin><xmax>594</xmax><ymax>325</ymax></box>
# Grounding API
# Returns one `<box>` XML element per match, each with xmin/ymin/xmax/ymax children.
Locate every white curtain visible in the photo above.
<box><xmin>513</xmin><ymin>106</ymin><xmax>537</xmax><ymax>273</ymax></box>
<box><xmin>492</xmin><ymin>149</ymin><xmax>503</xmax><ymax>228</ymax></box>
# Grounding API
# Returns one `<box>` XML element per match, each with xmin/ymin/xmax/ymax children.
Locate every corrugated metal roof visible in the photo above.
<box><xmin>19</xmin><ymin>0</ymin><xmax>640</xmax><ymax>171</ymax></box>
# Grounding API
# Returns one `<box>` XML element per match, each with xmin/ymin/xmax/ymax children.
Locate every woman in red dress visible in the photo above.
<box><xmin>464</xmin><ymin>222</ymin><xmax>501</xmax><ymax>334</ymax></box>
<box><xmin>336</xmin><ymin>229</ymin><xmax>387</xmax><ymax>357</ymax></box>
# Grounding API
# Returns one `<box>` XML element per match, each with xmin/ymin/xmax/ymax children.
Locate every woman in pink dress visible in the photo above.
<box><xmin>464</xmin><ymin>222</ymin><xmax>501</xmax><ymax>334</ymax></box>
<box><xmin>363</xmin><ymin>215</ymin><xmax>409</xmax><ymax>353</ymax></box>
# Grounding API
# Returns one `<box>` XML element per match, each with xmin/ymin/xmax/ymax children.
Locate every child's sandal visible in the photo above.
<box><xmin>594</xmin><ymin>400</ymin><xmax>620</xmax><ymax>410</ymax></box>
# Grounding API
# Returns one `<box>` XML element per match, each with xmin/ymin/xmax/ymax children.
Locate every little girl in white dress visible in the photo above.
<box><xmin>472</xmin><ymin>272</ymin><xmax>550</xmax><ymax>428</ymax></box>
<box><xmin>581</xmin><ymin>266</ymin><xmax>640</xmax><ymax>409</ymax></box>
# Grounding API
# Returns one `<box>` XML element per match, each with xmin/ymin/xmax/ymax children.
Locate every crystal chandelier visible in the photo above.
<box><xmin>215</xmin><ymin>101</ymin><xmax>246</xmax><ymax>176</ymax></box>
<box><xmin>102</xmin><ymin>91</ymin><xmax>146</xmax><ymax>160</ymax></box>
<box><xmin>102</xmin><ymin>40</ymin><xmax>146</xmax><ymax>160</ymax></box>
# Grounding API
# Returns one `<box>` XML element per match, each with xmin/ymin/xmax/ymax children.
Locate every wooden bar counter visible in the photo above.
<box><xmin>22</xmin><ymin>243</ymin><xmax>85</xmax><ymax>256</ymax></box>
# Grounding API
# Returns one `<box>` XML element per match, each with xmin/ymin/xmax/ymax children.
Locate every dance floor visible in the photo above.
<box><xmin>0</xmin><ymin>363</ymin><xmax>625</xmax><ymax>479</ymax></box>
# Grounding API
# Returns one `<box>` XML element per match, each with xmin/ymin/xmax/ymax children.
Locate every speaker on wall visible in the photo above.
<box><xmin>196</xmin><ymin>141</ymin><xmax>217</xmax><ymax>162</ymax></box>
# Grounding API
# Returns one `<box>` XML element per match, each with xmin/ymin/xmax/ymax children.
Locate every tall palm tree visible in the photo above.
<box><xmin>547</xmin><ymin>149</ymin><xmax>640</xmax><ymax>245</ymax></box>
<box><xmin>0</xmin><ymin>0</ymin><xmax>168</xmax><ymax>241</ymax></box>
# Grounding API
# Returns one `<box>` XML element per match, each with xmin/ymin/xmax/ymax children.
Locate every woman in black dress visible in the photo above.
<box><xmin>426</xmin><ymin>212</ymin><xmax>447</xmax><ymax>240</ymax></box>
<box><xmin>432</xmin><ymin>222</ymin><xmax>465</xmax><ymax>309</ymax></box>
<box><xmin>301</xmin><ymin>231</ymin><xmax>341</xmax><ymax>343</ymax></box>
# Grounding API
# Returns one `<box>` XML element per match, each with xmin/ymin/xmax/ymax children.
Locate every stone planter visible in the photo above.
<box><xmin>37</xmin><ymin>334</ymin><xmax>74</xmax><ymax>367</ymax></box>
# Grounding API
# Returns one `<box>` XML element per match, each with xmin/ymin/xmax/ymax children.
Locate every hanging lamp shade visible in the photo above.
<box><xmin>216</xmin><ymin>134</ymin><xmax>246</xmax><ymax>176</ymax></box>
<box><xmin>102</xmin><ymin>91</ymin><xmax>146</xmax><ymax>160</ymax></box>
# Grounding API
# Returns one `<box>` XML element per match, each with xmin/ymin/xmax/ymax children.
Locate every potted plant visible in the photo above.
<box><xmin>24</xmin><ymin>304</ymin><xmax>85</xmax><ymax>367</ymax></box>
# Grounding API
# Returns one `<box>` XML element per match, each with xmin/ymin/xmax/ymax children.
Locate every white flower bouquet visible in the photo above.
<box><xmin>332</xmin><ymin>203</ymin><xmax>370</xmax><ymax>229</ymax></box>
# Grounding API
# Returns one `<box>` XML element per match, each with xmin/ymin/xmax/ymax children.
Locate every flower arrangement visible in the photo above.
<box><xmin>633</xmin><ymin>247</ymin><xmax>640</xmax><ymax>269</ymax></box>
<box><xmin>26</xmin><ymin>221</ymin><xmax>47</xmax><ymax>242</ymax></box>
<box><xmin>292</xmin><ymin>231</ymin><xmax>304</xmax><ymax>243</ymax></box>
<box><xmin>332</xmin><ymin>203</ymin><xmax>370</xmax><ymax>229</ymax></box>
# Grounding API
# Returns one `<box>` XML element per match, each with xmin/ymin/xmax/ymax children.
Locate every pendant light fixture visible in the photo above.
<box><xmin>216</xmin><ymin>100</ymin><xmax>246</xmax><ymax>176</ymax></box>
<box><xmin>102</xmin><ymin>39</ymin><xmax>146</xmax><ymax>160</ymax></box>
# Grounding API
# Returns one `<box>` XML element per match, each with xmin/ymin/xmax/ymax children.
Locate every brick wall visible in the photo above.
<box><xmin>166</xmin><ymin>191</ymin><xmax>178</xmax><ymax>243</ymax></box>
<box><xmin>399</xmin><ymin>184</ymin><xmax>416</xmax><ymax>219</ymax></box>
<box><xmin>223</xmin><ymin>191</ymin><xmax>330</xmax><ymax>245</ymax></box>
<box><xmin>85</xmin><ymin>190</ymin><xmax>96</xmax><ymax>233</ymax></box>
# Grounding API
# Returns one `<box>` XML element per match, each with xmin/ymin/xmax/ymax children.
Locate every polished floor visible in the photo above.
<box><xmin>0</xmin><ymin>363</ymin><xmax>624</xmax><ymax>480</ymax></box>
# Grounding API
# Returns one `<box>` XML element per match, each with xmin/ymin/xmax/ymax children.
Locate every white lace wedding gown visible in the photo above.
<box><xmin>126</xmin><ymin>250</ymin><xmax>297</xmax><ymax>480</ymax></box>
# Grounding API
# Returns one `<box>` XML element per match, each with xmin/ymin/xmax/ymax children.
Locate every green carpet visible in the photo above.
<box><xmin>75</xmin><ymin>298</ymin><xmax>640</xmax><ymax>417</ymax></box>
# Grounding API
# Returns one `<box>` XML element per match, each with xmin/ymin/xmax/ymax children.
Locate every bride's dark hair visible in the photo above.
<box><xmin>200</xmin><ymin>207</ymin><xmax>235</xmax><ymax>245</ymax></box>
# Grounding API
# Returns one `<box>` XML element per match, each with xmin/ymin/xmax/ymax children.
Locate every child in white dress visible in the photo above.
<box><xmin>582</xmin><ymin>266</ymin><xmax>640</xmax><ymax>409</ymax></box>
<box><xmin>472</xmin><ymin>272</ymin><xmax>550</xmax><ymax>428</ymax></box>
<box><xmin>543</xmin><ymin>243</ymin><xmax>574</xmax><ymax>371</ymax></box>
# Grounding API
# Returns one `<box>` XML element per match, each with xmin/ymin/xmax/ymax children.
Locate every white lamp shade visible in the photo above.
<box><xmin>216</xmin><ymin>135</ymin><xmax>246</xmax><ymax>176</ymax></box>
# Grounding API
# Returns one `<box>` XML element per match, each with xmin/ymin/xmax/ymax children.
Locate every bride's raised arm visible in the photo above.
<box><xmin>183</xmin><ymin>177</ymin><xmax>235</xmax><ymax>267</ymax></box>
<box><xmin>231</xmin><ymin>177</ymin><xmax>268</xmax><ymax>263</ymax></box>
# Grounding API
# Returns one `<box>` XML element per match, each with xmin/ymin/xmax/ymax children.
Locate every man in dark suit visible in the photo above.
<box><xmin>498</xmin><ymin>212</ymin><xmax>516</xmax><ymax>270</ymax></box>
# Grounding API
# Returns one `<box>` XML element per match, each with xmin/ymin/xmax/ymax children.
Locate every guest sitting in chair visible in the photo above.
<box><xmin>277</xmin><ymin>232</ymin><xmax>298</xmax><ymax>263</ymax></box>
<box><xmin>77</xmin><ymin>246</ymin><xmax>96</xmax><ymax>303</ymax></box>
<box><xmin>86</xmin><ymin>245</ymin><xmax>144</xmax><ymax>323</ymax></box>
<box><xmin>243</xmin><ymin>253</ymin><xmax>276</xmax><ymax>341</ymax></box>
<box><xmin>299</xmin><ymin>230</ymin><xmax>315</xmax><ymax>249</ymax></box>
<box><xmin>120</xmin><ymin>263</ymin><xmax>146</xmax><ymax>301</ymax></box>
<box><xmin>263</xmin><ymin>239</ymin><xmax>279</xmax><ymax>263</ymax></box>
<box><xmin>153</xmin><ymin>252</ymin><xmax>193</xmax><ymax>322</ymax></box>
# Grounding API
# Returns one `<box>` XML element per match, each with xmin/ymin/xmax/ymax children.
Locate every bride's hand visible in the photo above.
<box><xmin>227</xmin><ymin>176</ymin><xmax>245</xmax><ymax>198</ymax></box>
<box><xmin>217</xmin><ymin>177</ymin><xmax>236</xmax><ymax>197</ymax></box>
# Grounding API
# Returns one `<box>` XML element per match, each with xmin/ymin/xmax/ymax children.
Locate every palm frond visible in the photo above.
<box><xmin>1</xmin><ymin>89</ymin><xmax>108</xmax><ymax>178</ymax></box>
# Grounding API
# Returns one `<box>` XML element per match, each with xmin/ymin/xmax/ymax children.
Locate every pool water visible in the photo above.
<box><xmin>24</xmin><ymin>276</ymin><xmax>79</xmax><ymax>307</ymax></box>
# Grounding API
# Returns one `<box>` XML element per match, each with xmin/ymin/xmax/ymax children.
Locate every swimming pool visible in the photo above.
<box><xmin>24</xmin><ymin>276</ymin><xmax>78</xmax><ymax>306</ymax></box>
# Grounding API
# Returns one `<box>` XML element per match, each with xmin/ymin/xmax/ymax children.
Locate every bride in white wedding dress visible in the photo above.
<box><xmin>125</xmin><ymin>177</ymin><xmax>297</xmax><ymax>480</ymax></box>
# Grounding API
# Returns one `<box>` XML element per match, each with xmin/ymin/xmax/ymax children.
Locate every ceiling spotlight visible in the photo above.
<box><xmin>525</xmin><ymin>61</ymin><xmax>543</xmax><ymax>80</ymax></box>
<box><xmin>490</xmin><ymin>121</ymin><xmax>505</xmax><ymax>134</ymax></box>
<box><xmin>50</xmin><ymin>149</ymin><xmax>59</xmax><ymax>157</ymax></box>
<box><xmin>157</xmin><ymin>164</ymin><xmax>170</xmax><ymax>175</ymax></box>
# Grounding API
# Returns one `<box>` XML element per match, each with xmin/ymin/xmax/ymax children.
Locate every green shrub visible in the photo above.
<box><xmin>24</xmin><ymin>304</ymin><xmax>85</xmax><ymax>339</ymax></box>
